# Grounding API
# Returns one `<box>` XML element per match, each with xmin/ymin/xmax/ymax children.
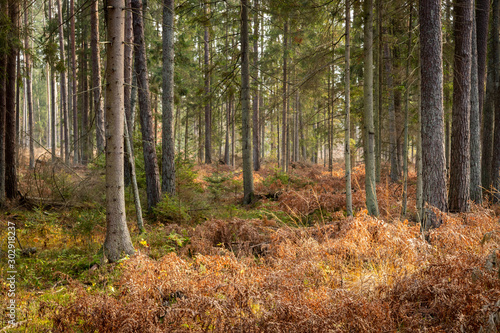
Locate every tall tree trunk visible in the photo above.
<box><xmin>56</xmin><ymin>0</ymin><xmax>69</xmax><ymax>164</ymax></box>
<box><xmin>419</xmin><ymin>0</ymin><xmax>448</xmax><ymax>228</ymax></box>
<box><xmin>416</xmin><ymin>73</ymin><xmax>423</xmax><ymax>222</ymax></box>
<box><xmin>252</xmin><ymin>0</ymin><xmax>260</xmax><ymax>171</ymax></box>
<box><xmin>345</xmin><ymin>0</ymin><xmax>352</xmax><ymax>217</ymax></box>
<box><xmin>363</xmin><ymin>0</ymin><xmax>379</xmax><ymax>216</ymax></box>
<box><xmin>470</xmin><ymin>14</ymin><xmax>482</xmax><ymax>203</ymax></box>
<box><xmin>0</xmin><ymin>0</ymin><xmax>6</xmax><ymax>204</ymax></box>
<box><xmin>385</xmin><ymin>43</ymin><xmax>398</xmax><ymax>182</ymax></box>
<box><xmin>204</xmin><ymin>1</ymin><xmax>212</xmax><ymax>164</ymax></box>
<box><xmin>70</xmin><ymin>0</ymin><xmax>78</xmax><ymax>164</ymax></box>
<box><xmin>5</xmin><ymin>0</ymin><xmax>18</xmax><ymax>199</ymax></box>
<box><xmin>91</xmin><ymin>0</ymin><xmax>104</xmax><ymax>154</ymax></box>
<box><xmin>476</xmin><ymin>0</ymin><xmax>490</xmax><ymax>122</ymax></box>
<box><xmin>82</xmin><ymin>40</ymin><xmax>90</xmax><ymax>164</ymax></box>
<box><xmin>281</xmin><ymin>20</ymin><xmax>288</xmax><ymax>172</ymax></box>
<box><xmin>449</xmin><ymin>0</ymin><xmax>473</xmax><ymax>212</ymax></box>
<box><xmin>103</xmin><ymin>0</ymin><xmax>135</xmax><ymax>263</ymax></box>
<box><xmin>402</xmin><ymin>5</ymin><xmax>413</xmax><ymax>218</ymax></box>
<box><xmin>124</xmin><ymin>0</ymin><xmax>133</xmax><ymax>186</ymax></box>
<box><xmin>162</xmin><ymin>0</ymin><xmax>176</xmax><ymax>196</ymax></box>
<box><xmin>481</xmin><ymin>0</ymin><xmax>497</xmax><ymax>192</ymax></box>
<box><xmin>24</xmin><ymin>3</ymin><xmax>34</xmax><ymax>169</ymax></box>
<box><xmin>132</xmin><ymin>0</ymin><xmax>161</xmax><ymax>210</ymax></box>
<box><xmin>241</xmin><ymin>0</ymin><xmax>254</xmax><ymax>204</ymax></box>
<box><xmin>375</xmin><ymin>0</ymin><xmax>382</xmax><ymax>182</ymax></box>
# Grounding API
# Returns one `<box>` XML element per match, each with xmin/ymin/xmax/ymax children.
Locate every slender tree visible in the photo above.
<box><xmin>5</xmin><ymin>0</ymin><xmax>18</xmax><ymax>199</ymax></box>
<box><xmin>103</xmin><ymin>0</ymin><xmax>135</xmax><ymax>263</ymax></box>
<box><xmin>449</xmin><ymin>0</ymin><xmax>473</xmax><ymax>212</ymax></box>
<box><xmin>0</xmin><ymin>0</ymin><xmax>6</xmax><ymax>204</ymax></box>
<box><xmin>252</xmin><ymin>0</ymin><xmax>260</xmax><ymax>171</ymax></box>
<box><xmin>24</xmin><ymin>3</ymin><xmax>34</xmax><ymax>169</ymax></box>
<box><xmin>470</xmin><ymin>14</ymin><xmax>482</xmax><ymax>203</ymax></box>
<box><xmin>241</xmin><ymin>0</ymin><xmax>254</xmax><ymax>204</ymax></box>
<box><xmin>419</xmin><ymin>0</ymin><xmax>448</xmax><ymax>228</ymax></box>
<box><xmin>281</xmin><ymin>20</ymin><xmax>288</xmax><ymax>172</ymax></box>
<box><xmin>70</xmin><ymin>0</ymin><xmax>78</xmax><ymax>164</ymax></box>
<box><xmin>131</xmin><ymin>0</ymin><xmax>161</xmax><ymax>210</ymax></box>
<box><xmin>345</xmin><ymin>0</ymin><xmax>352</xmax><ymax>217</ymax></box>
<box><xmin>204</xmin><ymin>1</ymin><xmax>212</xmax><ymax>164</ymax></box>
<box><xmin>363</xmin><ymin>0</ymin><xmax>379</xmax><ymax>216</ymax></box>
<box><xmin>91</xmin><ymin>0</ymin><xmax>104</xmax><ymax>154</ymax></box>
<box><xmin>162</xmin><ymin>0</ymin><xmax>176</xmax><ymax>196</ymax></box>
<box><xmin>55</xmin><ymin>0</ymin><xmax>69</xmax><ymax>163</ymax></box>
<box><xmin>476</xmin><ymin>0</ymin><xmax>490</xmax><ymax>119</ymax></box>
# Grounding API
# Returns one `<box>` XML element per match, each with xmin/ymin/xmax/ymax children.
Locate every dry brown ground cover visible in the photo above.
<box><xmin>2</xmin><ymin>160</ymin><xmax>500</xmax><ymax>332</ymax></box>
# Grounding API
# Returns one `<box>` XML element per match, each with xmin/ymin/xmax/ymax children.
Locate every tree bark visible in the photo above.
<box><xmin>5</xmin><ymin>0</ymin><xmax>18</xmax><ymax>199</ymax></box>
<box><xmin>124</xmin><ymin>0</ymin><xmax>133</xmax><ymax>186</ymax></box>
<box><xmin>281</xmin><ymin>21</ymin><xmax>288</xmax><ymax>172</ymax></box>
<box><xmin>385</xmin><ymin>43</ymin><xmax>398</xmax><ymax>182</ymax></box>
<box><xmin>24</xmin><ymin>2</ymin><xmax>34</xmax><ymax>169</ymax></box>
<box><xmin>162</xmin><ymin>0</ymin><xmax>176</xmax><ymax>197</ymax></box>
<box><xmin>419</xmin><ymin>0</ymin><xmax>448</xmax><ymax>228</ymax></box>
<box><xmin>131</xmin><ymin>0</ymin><xmax>162</xmax><ymax>210</ymax></box>
<box><xmin>204</xmin><ymin>1</ymin><xmax>212</xmax><ymax>164</ymax></box>
<box><xmin>476</xmin><ymin>0</ymin><xmax>490</xmax><ymax>120</ymax></box>
<box><xmin>481</xmin><ymin>0</ymin><xmax>497</xmax><ymax>192</ymax></box>
<box><xmin>103</xmin><ymin>0</ymin><xmax>135</xmax><ymax>263</ymax></box>
<box><xmin>345</xmin><ymin>0</ymin><xmax>352</xmax><ymax>217</ymax></box>
<box><xmin>91</xmin><ymin>0</ymin><xmax>104</xmax><ymax>154</ymax></box>
<box><xmin>470</xmin><ymin>14</ymin><xmax>482</xmax><ymax>203</ymax></box>
<box><xmin>70</xmin><ymin>0</ymin><xmax>78</xmax><ymax>164</ymax></box>
<box><xmin>252</xmin><ymin>0</ymin><xmax>260</xmax><ymax>171</ymax></box>
<box><xmin>56</xmin><ymin>0</ymin><xmax>69</xmax><ymax>164</ymax></box>
<box><xmin>449</xmin><ymin>0</ymin><xmax>473</xmax><ymax>212</ymax></box>
<box><xmin>0</xmin><ymin>0</ymin><xmax>6</xmax><ymax>204</ymax></box>
<box><xmin>363</xmin><ymin>0</ymin><xmax>379</xmax><ymax>216</ymax></box>
<box><xmin>241</xmin><ymin>0</ymin><xmax>254</xmax><ymax>204</ymax></box>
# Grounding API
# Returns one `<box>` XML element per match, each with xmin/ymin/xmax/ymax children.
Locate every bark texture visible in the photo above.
<box><xmin>103</xmin><ymin>0</ymin><xmax>135</xmax><ymax>263</ymax></box>
<box><xmin>241</xmin><ymin>0</ymin><xmax>254</xmax><ymax>204</ymax></box>
<box><xmin>470</xmin><ymin>15</ymin><xmax>482</xmax><ymax>204</ymax></box>
<box><xmin>419</xmin><ymin>0</ymin><xmax>448</xmax><ymax>227</ymax></box>
<box><xmin>132</xmin><ymin>0</ymin><xmax>162</xmax><ymax>210</ymax></box>
<box><xmin>345</xmin><ymin>0</ymin><xmax>352</xmax><ymax>217</ymax></box>
<box><xmin>162</xmin><ymin>0</ymin><xmax>176</xmax><ymax>196</ymax></box>
<box><xmin>363</xmin><ymin>0</ymin><xmax>379</xmax><ymax>216</ymax></box>
<box><xmin>91</xmin><ymin>0</ymin><xmax>104</xmax><ymax>154</ymax></box>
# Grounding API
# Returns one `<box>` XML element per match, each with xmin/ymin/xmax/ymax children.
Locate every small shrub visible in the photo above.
<box><xmin>153</xmin><ymin>195</ymin><xmax>191</xmax><ymax>224</ymax></box>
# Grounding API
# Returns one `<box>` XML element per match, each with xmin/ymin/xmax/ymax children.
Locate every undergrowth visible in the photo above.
<box><xmin>1</xmin><ymin>161</ymin><xmax>500</xmax><ymax>332</ymax></box>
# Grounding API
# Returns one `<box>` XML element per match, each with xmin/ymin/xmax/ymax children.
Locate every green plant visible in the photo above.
<box><xmin>153</xmin><ymin>195</ymin><xmax>191</xmax><ymax>224</ymax></box>
<box><xmin>263</xmin><ymin>167</ymin><xmax>290</xmax><ymax>187</ymax></box>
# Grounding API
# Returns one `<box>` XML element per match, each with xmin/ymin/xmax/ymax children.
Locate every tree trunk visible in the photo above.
<box><xmin>252</xmin><ymin>0</ymin><xmax>260</xmax><ymax>171</ymax></box>
<box><xmin>5</xmin><ymin>0</ymin><xmax>18</xmax><ymax>199</ymax></box>
<box><xmin>470</xmin><ymin>14</ymin><xmax>482</xmax><ymax>203</ymax></box>
<box><xmin>281</xmin><ymin>20</ymin><xmax>288</xmax><ymax>172</ymax></box>
<box><xmin>56</xmin><ymin>0</ymin><xmax>69</xmax><ymax>164</ymax></box>
<box><xmin>345</xmin><ymin>0</ymin><xmax>352</xmax><ymax>217</ymax></box>
<box><xmin>103</xmin><ymin>0</ymin><xmax>135</xmax><ymax>263</ymax></box>
<box><xmin>476</xmin><ymin>0</ymin><xmax>490</xmax><ymax>121</ymax></box>
<box><xmin>449</xmin><ymin>0</ymin><xmax>473</xmax><ymax>212</ymax></box>
<box><xmin>402</xmin><ymin>5</ymin><xmax>413</xmax><ymax>218</ymax></box>
<box><xmin>162</xmin><ymin>0</ymin><xmax>176</xmax><ymax>197</ymax></box>
<box><xmin>416</xmin><ymin>73</ymin><xmax>423</xmax><ymax>222</ymax></box>
<box><xmin>91</xmin><ymin>0</ymin><xmax>104</xmax><ymax>154</ymax></box>
<box><xmin>375</xmin><ymin>0</ymin><xmax>382</xmax><ymax>182</ymax></box>
<box><xmin>363</xmin><ymin>0</ymin><xmax>379</xmax><ymax>216</ymax></box>
<box><xmin>419</xmin><ymin>0</ymin><xmax>448</xmax><ymax>228</ymax></box>
<box><xmin>241</xmin><ymin>0</ymin><xmax>254</xmax><ymax>204</ymax></box>
<box><xmin>131</xmin><ymin>0</ymin><xmax>162</xmax><ymax>210</ymax></box>
<box><xmin>385</xmin><ymin>43</ymin><xmax>398</xmax><ymax>182</ymax></box>
<box><xmin>204</xmin><ymin>1</ymin><xmax>212</xmax><ymax>164</ymax></box>
<box><xmin>0</xmin><ymin>0</ymin><xmax>6</xmax><ymax>204</ymax></box>
<box><xmin>481</xmin><ymin>0</ymin><xmax>497</xmax><ymax>192</ymax></box>
<box><xmin>124</xmin><ymin>0</ymin><xmax>133</xmax><ymax>186</ymax></box>
<box><xmin>24</xmin><ymin>3</ymin><xmax>34</xmax><ymax>169</ymax></box>
<box><xmin>70</xmin><ymin>0</ymin><xmax>78</xmax><ymax>164</ymax></box>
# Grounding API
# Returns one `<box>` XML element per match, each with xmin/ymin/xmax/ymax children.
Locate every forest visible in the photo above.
<box><xmin>1</xmin><ymin>0</ymin><xmax>500</xmax><ymax>330</ymax></box>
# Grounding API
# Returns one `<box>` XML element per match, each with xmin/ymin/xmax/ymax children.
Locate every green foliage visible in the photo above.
<box><xmin>204</xmin><ymin>173</ymin><xmax>230</xmax><ymax>201</ymax></box>
<box><xmin>263</xmin><ymin>167</ymin><xmax>290</xmax><ymax>187</ymax></box>
<box><xmin>70</xmin><ymin>209</ymin><xmax>105</xmax><ymax>239</ymax></box>
<box><xmin>153</xmin><ymin>195</ymin><xmax>191</xmax><ymax>224</ymax></box>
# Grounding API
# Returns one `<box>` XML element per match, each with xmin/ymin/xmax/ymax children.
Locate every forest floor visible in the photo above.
<box><xmin>1</xmin><ymin>156</ymin><xmax>500</xmax><ymax>332</ymax></box>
